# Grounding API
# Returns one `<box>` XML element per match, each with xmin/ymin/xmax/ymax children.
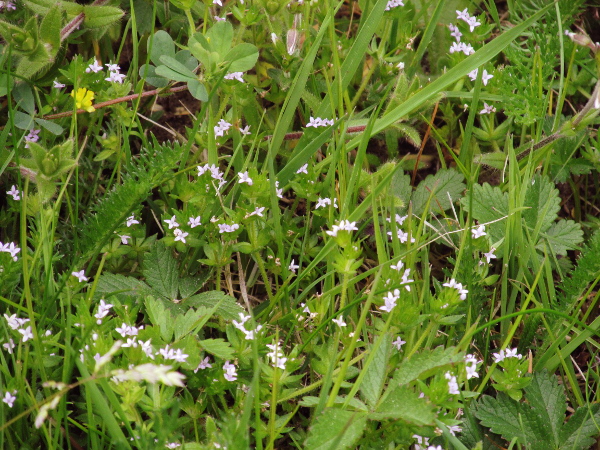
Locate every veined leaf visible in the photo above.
<box><xmin>393</xmin><ymin>346</ymin><xmax>462</xmax><ymax>385</ymax></box>
<box><xmin>143</xmin><ymin>241</ymin><xmax>179</xmax><ymax>301</ymax></box>
<box><xmin>370</xmin><ymin>385</ymin><xmax>436</xmax><ymax>425</ymax></box>
<box><xmin>538</xmin><ymin>220</ymin><xmax>583</xmax><ymax>256</ymax></box>
<box><xmin>304</xmin><ymin>409</ymin><xmax>367</xmax><ymax>450</ymax></box>
<box><xmin>411</xmin><ymin>168</ymin><xmax>466</xmax><ymax>216</ymax></box>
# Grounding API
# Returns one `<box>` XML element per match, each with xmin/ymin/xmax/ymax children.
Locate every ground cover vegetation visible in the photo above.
<box><xmin>1</xmin><ymin>0</ymin><xmax>600</xmax><ymax>448</ymax></box>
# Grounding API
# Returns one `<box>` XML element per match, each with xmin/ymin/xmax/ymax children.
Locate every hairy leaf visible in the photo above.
<box><xmin>305</xmin><ymin>409</ymin><xmax>367</xmax><ymax>450</ymax></box>
<box><xmin>393</xmin><ymin>346</ymin><xmax>463</xmax><ymax>385</ymax></box>
<box><xmin>370</xmin><ymin>385</ymin><xmax>436</xmax><ymax>425</ymax></box>
<box><xmin>411</xmin><ymin>168</ymin><xmax>465</xmax><ymax>216</ymax></box>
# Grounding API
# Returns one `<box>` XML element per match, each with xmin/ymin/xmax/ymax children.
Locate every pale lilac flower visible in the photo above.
<box><xmin>449</xmin><ymin>23</ymin><xmax>462</xmax><ymax>41</ymax></box>
<box><xmin>387</xmin><ymin>228</ymin><xmax>415</xmax><ymax>243</ymax></box>
<box><xmin>480</xmin><ymin>103</ymin><xmax>496</xmax><ymax>114</ymax></box>
<box><xmin>105</xmin><ymin>71</ymin><xmax>126</xmax><ymax>83</ymax></box>
<box><xmin>53</xmin><ymin>80</ymin><xmax>66</xmax><ymax>89</ymax></box>
<box><xmin>289</xmin><ymin>259</ymin><xmax>300</xmax><ymax>274</ymax></box>
<box><xmin>505</xmin><ymin>348</ymin><xmax>522</xmax><ymax>359</ymax></box>
<box><xmin>305</xmin><ymin>116</ymin><xmax>334</xmax><ymax>128</ymax></box>
<box><xmin>86</xmin><ymin>59</ymin><xmax>103</xmax><ymax>73</ymax></box>
<box><xmin>448</xmin><ymin>425</ymin><xmax>462</xmax><ymax>436</ymax></box>
<box><xmin>72</xmin><ymin>270</ymin><xmax>88</xmax><ymax>283</ymax></box>
<box><xmin>188</xmin><ymin>216</ymin><xmax>201</xmax><ymax>228</ymax></box>
<box><xmin>332</xmin><ymin>316</ymin><xmax>347</xmax><ymax>328</ymax></box>
<box><xmin>126</xmin><ymin>215</ymin><xmax>139</xmax><ymax>227</ymax></box>
<box><xmin>106</xmin><ymin>63</ymin><xmax>120</xmax><ymax>72</ymax></box>
<box><xmin>397</xmin><ymin>62</ymin><xmax>405</xmax><ymax>70</ymax></box>
<box><xmin>7</xmin><ymin>185</ymin><xmax>20</xmax><ymax>200</ymax></box>
<box><xmin>483</xmin><ymin>248</ymin><xmax>496</xmax><ymax>264</ymax></box>
<box><xmin>456</xmin><ymin>8</ymin><xmax>470</xmax><ymax>21</ymax></box>
<box><xmin>400</xmin><ymin>268</ymin><xmax>414</xmax><ymax>291</ymax></box>
<box><xmin>115</xmin><ymin>323</ymin><xmax>134</xmax><ymax>337</ymax></box>
<box><xmin>445</xmin><ymin>372</ymin><xmax>460</xmax><ymax>395</ymax></box>
<box><xmin>385</xmin><ymin>0</ymin><xmax>404</xmax><ymax>10</ymax></box>
<box><xmin>166</xmin><ymin>443</ymin><xmax>181</xmax><ymax>449</ymax></box>
<box><xmin>174</xmin><ymin>228</ymin><xmax>189</xmax><ymax>243</ymax></box>
<box><xmin>95</xmin><ymin>299</ymin><xmax>113</xmax><ymax>324</ymax></box>
<box><xmin>214</xmin><ymin>16</ymin><xmax>226</xmax><ymax>22</ymax></box>
<box><xmin>492</xmin><ymin>349</ymin><xmax>505</xmax><ymax>363</ymax></box>
<box><xmin>239</xmin><ymin>125</ymin><xmax>251</xmax><ymax>135</ymax></box>
<box><xmin>471</xmin><ymin>224</ymin><xmax>486</xmax><ymax>239</ymax></box>
<box><xmin>380</xmin><ymin>291</ymin><xmax>398</xmax><ymax>313</ymax></box>
<box><xmin>19</xmin><ymin>326</ymin><xmax>33</xmax><ymax>342</ymax></box>
<box><xmin>194</xmin><ymin>356</ymin><xmax>212</xmax><ymax>372</ymax></box>
<box><xmin>449</xmin><ymin>42</ymin><xmax>463</xmax><ymax>54</ymax></box>
<box><xmin>315</xmin><ymin>197</ymin><xmax>332</xmax><ymax>209</ymax></box>
<box><xmin>3</xmin><ymin>339</ymin><xmax>15</xmax><ymax>354</ymax></box>
<box><xmin>232</xmin><ymin>312</ymin><xmax>251</xmax><ymax>331</ymax></box>
<box><xmin>121</xmin><ymin>338</ymin><xmax>138</xmax><ymax>348</ymax></box>
<box><xmin>119</xmin><ymin>235</ymin><xmax>131</xmax><ymax>245</ymax></box>
<box><xmin>466</xmin><ymin>15</ymin><xmax>481</xmax><ymax>32</ymax></box>
<box><xmin>4</xmin><ymin>314</ymin><xmax>28</xmax><ymax>330</ymax></box>
<box><xmin>463</xmin><ymin>43</ymin><xmax>475</xmax><ymax>55</ymax></box>
<box><xmin>468</xmin><ymin>69</ymin><xmax>493</xmax><ymax>86</ymax></box>
<box><xmin>443</xmin><ymin>278</ymin><xmax>468</xmax><ymax>300</ymax></box>
<box><xmin>238</xmin><ymin>171</ymin><xmax>253</xmax><ymax>185</ymax></box>
<box><xmin>248</xmin><ymin>207</ymin><xmax>265</xmax><ymax>218</ymax></box>
<box><xmin>465</xmin><ymin>354</ymin><xmax>480</xmax><ymax>379</ymax></box>
<box><xmin>223</xmin><ymin>361</ymin><xmax>237</xmax><ymax>381</ymax></box>
<box><xmin>0</xmin><ymin>2</ymin><xmax>17</xmax><ymax>11</ymax></box>
<box><xmin>266</xmin><ymin>341</ymin><xmax>287</xmax><ymax>370</ymax></box>
<box><xmin>392</xmin><ymin>336</ymin><xmax>406</xmax><ymax>351</ymax></box>
<box><xmin>139</xmin><ymin>339</ymin><xmax>155</xmax><ymax>359</ymax></box>
<box><xmin>296</xmin><ymin>164</ymin><xmax>308</xmax><ymax>174</ymax></box>
<box><xmin>214</xmin><ymin>119</ymin><xmax>232</xmax><ymax>137</ymax></box>
<box><xmin>24</xmin><ymin>129</ymin><xmax>40</xmax><ymax>148</ymax></box>
<box><xmin>2</xmin><ymin>391</ymin><xmax>16</xmax><ymax>408</ymax></box>
<box><xmin>218</xmin><ymin>223</ymin><xmax>240</xmax><ymax>233</ymax></box>
<box><xmin>413</xmin><ymin>435</ymin><xmax>430</xmax><ymax>450</ymax></box>
<box><xmin>275</xmin><ymin>180</ymin><xmax>283</xmax><ymax>198</ymax></box>
<box><xmin>164</xmin><ymin>215</ymin><xmax>179</xmax><ymax>229</ymax></box>
<box><xmin>427</xmin><ymin>446</ymin><xmax>443</xmax><ymax>450</ymax></box>
<box><xmin>390</xmin><ymin>261</ymin><xmax>404</xmax><ymax>271</ymax></box>
<box><xmin>224</xmin><ymin>72</ymin><xmax>244</xmax><ymax>82</ymax></box>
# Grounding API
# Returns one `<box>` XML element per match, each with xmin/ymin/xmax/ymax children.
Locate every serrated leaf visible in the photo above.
<box><xmin>465</xmin><ymin>183</ymin><xmax>509</xmax><ymax>243</ymax></box>
<box><xmin>390</xmin><ymin>169</ymin><xmax>411</xmax><ymax>207</ymax></box>
<box><xmin>94</xmin><ymin>273</ymin><xmax>152</xmax><ymax>300</ymax></box>
<box><xmin>559</xmin><ymin>404</ymin><xmax>600</xmax><ymax>449</ymax></box>
<box><xmin>143</xmin><ymin>241</ymin><xmax>179</xmax><ymax>301</ymax></box>
<box><xmin>198</xmin><ymin>338</ymin><xmax>234</xmax><ymax>360</ymax></box>
<box><xmin>83</xmin><ymin>5</ymin><xmax>124</xmax><ymax>29</ymax></box>
<box><xmin>183</xmin><ymin>291</ymin><xmax>243</xmax><ymax>321</ymax></box>
<box><xmin>145</xmin><ymin>296</ymin><xmax>174</xmax><ymax>341</ymax></box>
<box><xmin>525</xmin><ymin>369</ymin><xmax>566</xmax><ymax>447</ymax></box>
<box><xmin>538</xmin><ymin>220</ymin><xmax>583</xmax><ymax>256</ymax></box>
<box><xmin>305</xmin><ymin>409</ymin><xmax>367</xmax><ymax>450</ymax></box>
<box><xmin>174</xmin><ymin>307</ymin><xmax>210</xmax><ymax>341</ymax></box>
<box><xmin>359</xmin><ymin>333</ymin><xmax>391</xmax><ymax>409</ymax></box>
<box><xmin>411</xmin><ymin>168</ymin><xmax>465</xmax><ymax>216</ymax></box>
<box><xmin>523</xmin><ymin>175</ymin><xmax>560</xmax><ymax>234</ymax></box>
<box><xmin>149</xmin><ymin>30</ymin><xmax>176</xmax><ymax>66</ymax></box>
<box><xmin>393</xmin><ymin>346</ymin><xmax>463</xmax><ymax>385</ymax></box>
<box><xmin>370</xmin><ymin>385</ymin><xmax>436</xmax><ymax>425</ymax></box>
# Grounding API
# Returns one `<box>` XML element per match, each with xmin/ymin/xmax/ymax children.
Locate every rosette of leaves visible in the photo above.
<box><xmin>140</xmin><ymin>21</ymin><xmax>259</xmax><ymax>101</ymax></box>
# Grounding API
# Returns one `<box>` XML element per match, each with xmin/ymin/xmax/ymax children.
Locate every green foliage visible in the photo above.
<box><xmin>471</xmin><ymin>370</ymin><xmax>600</xmax><ymax>449</ymax></box>
<box><xmin>305</xmin><ymin>409</ymin><xmax>368</xmax><ymax>450</ymax></box>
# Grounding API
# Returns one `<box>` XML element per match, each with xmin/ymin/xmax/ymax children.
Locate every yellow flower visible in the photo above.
<box><xmin>70</xmin><ymin>88</ymin><xmax>96</xmax><ymax>113</ymax></box>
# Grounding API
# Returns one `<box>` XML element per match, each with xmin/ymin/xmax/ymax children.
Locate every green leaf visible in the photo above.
<box><xmin>39</xmin><ymin>4</ymin><xmax>61</xmax><ymax>53</ymax></box>
<box><xmin>139</xmin><ymin>64</ymin><xmax>170</xmax><ymax>88</ymax></box>
<box><xmin>83</xmin><ymin>5</ymin><xmax>124</xmax><ymax>29</ymax></box>
<box><xmin>538</xmin><ymin>220</ymin><xmax>583</xmax><ymax>256</ymax></box>
<box><xmin>183</xmin><ymin>291</ymin><xmax>243</xmax><ymax>321</ymax></box>
<box><xmin>411</xmin><ymin>168</ymin><xmax>465</xmax><ymax>216</ymax></box>
<box><xmin>525</xmin><ymin>370</ymin><xmax>565</xmax><ymax>447</ymax></box>
<box><xmin>198</xmin><ymin>338</ymin><xmax>234</xmax><ymax>360</ymax></box>
<box><xmin>559</xmin><ymin>404</ymin><xmax>600</xmax><ymax>449</ymax></box>
<box><xmin>143</xmin><ymin>241</ymin><xmax>179</xmax><ymax>301</ymax></box>
<box><xmin>174</xmin><ymin>307</ymin><xmax>210</xmax><ymax>341</ymax></box>
<box><xmin>187</xmin><ymin>79</ymin><xmax>208</xmax><ymax>102</ymax></box>
<box><xmin>150</xmin><ymin>30</ymin><xmax>176</xmax><ymax>66</ymax></box>
<box><xmin>206</xmin><ymin>21</ymin><xmax>233</xmax><ymax>57</ymax></box>
<box><xmin>393</xmin><ymin>346</ymin><xmax>463</xmax><ymax>385</ymax></box>
<box><xmin>370</xmin><ymin>385</ymin><xmax>436</xmax><ymax>425</ymax></box>
<box><xmin>24</xmin><ymin>0</ymin><xmax>83</xmax><ymax>17</ymax></box>
<box><xmin>145</xmin><ymin>296</ymin><xmax>174</xmax><ymax>341</ymax></box>
<box><xmin>359</xmin><ymin>333</ymin><xmax>391</xmax><ymax>409</ymax></box>
<box><xmin>304</xmin><ymin>409</ymin><xmax>367</xmax><ymax>450</ymax></box>
<box><xmin>155</xmin><ymin>58</ymin><xmax>197</xmax><ymax>83</ymax></box>
<box><xmin>466</xmin><ymin>183</ymin><xmax>509</xmax><ymax>243</ymax></box>
<box><xmin>34</xmin><ymin>117</ymin><xmax>63</xmax><ymax>135</ymax></box>
<box><xmin>224</xmin><ymin>43</ymin><xmax>259</xmax><ymax>72</ymax></box>
<box><xmin>523</xmin><ymin>174</ymin><xmax>560</xmax><ymax>234</ymax></box>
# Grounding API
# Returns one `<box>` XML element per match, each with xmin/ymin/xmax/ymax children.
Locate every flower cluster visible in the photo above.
<box><xmin>448</xmin><ymin>8</ymin><xmax>480</xmax><ymax>55</ymax></box>
<box><xmin>214</xmin><ymin>119</ymin><xmax>232</xmax><ymax>137</ymax></box>
<box><xmin>266</xmin><ymin>341</ymin><xmax>287</xmax><ymax>370</ymax></box>
<box><xmin>24</xmin><ymin>129</ymin><xmax>40</xmax><ymax>148</ymax></box>
<box><xmin>0</xmin><ymin>1</ymin><xmax>17</xmax><ymax>11</ymax></box>
<box><xmin>445</xmin><ymin>371</ymin><xmax>460</xmax><ymax>395</ymax></box>
<box><xmin>385</xmin><ymin>0</ymin><xmax>404</xmax><ymax>10</ymax></box>
<box><xmin>105</xmin><ymin>63</ymin><xmax>126</xmax><ymax>84</ymax></box>
<box><xmin>380</xmin><ymin>289</ymin><xmax>399</xmax><ymax>312</ymax></box>
<box><xmin>493</xmin><ymin>347</ymin><xmax>522</xmax><ymax>363</ymax></box>
<box><xmin>158</xmin><ymin>344</ymin><xmax>189</xmax><ymax>363</ymax></box>
<box><xmin>456</xmin><ymin>8</ymin><xmax>481</xmax><ymax>31</ymax></box>
<box><xmin>325</xmin><ymin>220</ymin><xmax>358</xmax><ymax>237</ymax></box>
<box><xmin>315</xmin><ymin>197</ymin><xmax>338</xmax><ymax>209</ymax></box>
<box><xmin>218</xmin><ymin>223</ymin><xmax>240</xmax><ymax>234</ymax></box>
<box><xmin>224</xmin><ymin>72</ymin><xmax>244</xmax><ymax>82</ymax></box>
<box><xmin>0</xmin><ymin>242</ymin><xmax>21</xmax><ymax>261</ymax></box>
<box><xmin>468</xmin><ymin>68</ymin><xmax>493</xmax><ymax>86</ymax></box>
<box><xmin>94</xmin><ymin>299</ymin><xmax>113</xmax><ymax>324</ymax></box>
<box><xmin>443</xmin><ymin>278</ymin><xmax>468</xmax><ymax>300</ymax></box>
<box><xmin>223</xmin><ymin>361</ymin><xmax>238</xmax><ymax>381</ymax></box>
<box><xmin>198</xmin><ymin>163</ymin><xmax>227</xmax><ymax>190</ymax></box>
<box><xmin>232</xmin><ymin>313</ymin><xmax>263</xmax><ymax>340</ymax></box>
<box><xmin>386</xmin><ymin>214</ymin><xmax>415</xmax><ymax>243</ymax></box>
<box><xmin>465</xmin><ymin>353</ymin><xmax>480</xmax><ymax>379</ymax></box>
<box><xmin>305</xmin><ymin>117</ymin><xmax>334</xmax><ymax>128</ymax></box>
<box><xmin>4</xmin><ymin>313</ymin><xmax>32</xmax><ymax>343</ymax></box>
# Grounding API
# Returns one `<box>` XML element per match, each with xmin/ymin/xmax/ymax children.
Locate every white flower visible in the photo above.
<box><xmin>248</xmin><ymin>207</ymin><xmax>265</xmax><ymax>218</ymax></box>
<box><xmin>332</xmin><ymin>316</ymin><xmax>347</xmax><ymax>328</ymax></box>
<box><xmin>126</xmin><ymin>215</ymin><xmax>139</xmax><ymax>227</ymax></box>
<box><xmin>3</xmin><ymin>391</ymin><xmax>16</xmax><ymax>408</ymax></box>
<box><xmin>188</xmin><ymin>216</ymin><xmax>201</xmax><ymax>228</ymax></box>
<box><xmin>275</xmin><ymin>180</ymin><xmax>283</xmax><ymax>198</ymax></box>
<box><xmin>492</xmin><ymin>349</ymin><xmax>505</xmax><ymax>363</ymax></box>
<box><xmin>483</xmin><ymin>248</ymin><xmax>496</xmax><ymax>264</ymax></box>
<box><xmin>105</xmin><ymin>71</ymin><xmax>126</xmax><ymax>83</ymax></box>
<box><xmin>445</xmin><ymin>372</ymin><xmax>460</xmax><ymax>395</ymax></box>
<box><xmin>480</xmin><ymin>102</ymin><xmax>496</xmax><ymax>114</ymax></box>
<box><xmin>400</xmin><ymin>268</ymin><xmax>414</xmax><ymax>291</ymax></box>
<box><xmin>139</xmin><ymin>339</ymin><xmax>155</xmax><ymax>359</ymax></box>
<box><xmin>86</xmin><ymin>59</ymin><xmax>103</xmax><ymax>73</ymax></box>
<box><xmin>174</xmin><ymin>228</ymin><xmax>189</xmax><ymax>243</ymax></box>
<box><xmin>7</xmin><ymin>185</ymin><xmax>20</xmax><ymax>200</ymax></box>
<box><xmin>305</xmin><ymin>117</ymin><xmax>334</xmax><ymax>128</ymax></box>
<box><xmin>119</xmin><ymin>235</ymin><xmax>131</xmax><ymax>245</ymax></box>
<box><xmin>232</xmin><ymin>313</ymin><xmax>251</xmax><ymax>331</ymax></box>
<box><xmin>223</xmin><ymin>361</ymin><xmax>237</xmax><ymax>381</ymax></box>
<box><xmin>296</xmin><ymin>164</ymin><xmax>308</xmax><ymax>174</ymax></box>
<box><xmin>289</xmin><ymin>259</ymin><xmax>300</xmax><ymax>274</ymax></box>
<box><xmin>111</xmin><ymin>363</ymin><xmax>185</xmax><ymax>386</ymax></box>
<box><xmin>315</xmin><ymin>197</ymin><xmax>332</xmax><ymax>209</ymax></box>
<box><xmin>449</xmin><ymin>24</ymin><xmax>462</xmax><ymax>41</ymax></box>
<box><xmin>164</xmin><ymin>215</ymin><xmax>180</xmax><ymax>229</ymax></box>
<box><xmin>396</xmin><ymin>62</ymin><xmax>405</xmax><ymax>70</ymax></box>
<box><xmin>115</xmin><ymin>323</ymin><xmax>135</xmax><ymax>338</ymax></box>
<box><xmin>224</xmin><ymin>72</ymin><xmax>244</xmax><ymax>82</ymax></box>
<box><xmin>194</xmin><ymin>356</ymin><xmax>212</xmax><ymax>372</ymax></box>
<box><xmin>239</xmin><ymin>125</ymin><xmax>251</xmax><ymax>135</ymax></box>
<box><xmin>218</xmin><ymin>223</ymin><xmax>240</xmax><ymax>233</ymax></box>
<box><xmin>106</xmin><ymin>63</ymin><xmax>121</xmax><ymax>72</ymax></box>
<box><xmin>266</xmin><ymin>341</ymin><xmax>287</xmax><ymax>370</ymax></box>
<box><xmin>456</xmin><ymin>8</ymin><xmax>470</xmax><ymax>20</ymax></box>
<box><xmin>468</xmin><ymin>69</ymin><xmax>493</xmax><ymax>86</ymax></box>
<box><xmin>380</xmin><ymin>291</ymin><xmax>398</xmax><ymax>313</ymax></box>
<box><xmin>121</xmin><ymin>338</ymin><xmax>138</xmax><ymax>348</ymax></box>
<box><xmin>214</xmin><ymin>16</ymin><xmax>226</xmax><ymax>22</ymax></box>
<box><xmin>19</xmin><ymin>326</ymin><xmax>33</xmax><ymax>342</ymax></box>
<box><xmin>471</xmin><ymin>224</ymin><xmax>486</xmax><ymax>239</ymax></box>
<box><xmin>238</xmin><ymin>171</ymin><xmax>253</xmax><ymax>185</ymax></box>
<box><xmin>466</xmin><ymin>364</ymin><xmax>479</xmax><ymax>379</ymax></box>
<box><xmin>392</xmin><ymin>336</ymin><xmax>406</xmax><ymax>351</ymax></box>
<box><xmin>72</xmin><ymin>270</ymin><xmax>88</xmax><ymax>283</ymax></box>
<box><xmin>390</xmin><ymin>261</ymin><xmax>404</xmax><ymax>271</ymax></box>
<box><xmin>3</xmin><ymin>338</ymin><xmax>15</xmax><ymax>354</ymax></box>
<box><xmin>53</xmin><ymin>80</ymin><xmax>66</xmax><ymax>89</ymax></box>
<box><xmin>505</xmin><ymin>348</ymin><xmax>522</xmax><ymax>359</ymax></box>
<box><xmin>213</xmin><ymin>0</ymin><xmax>222</xmax><ymax>5</ymax></box>
<box><xmin>214</xmin><ymin>119</ymin><xmax>232</xmax><ymax>137</ymax></box>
